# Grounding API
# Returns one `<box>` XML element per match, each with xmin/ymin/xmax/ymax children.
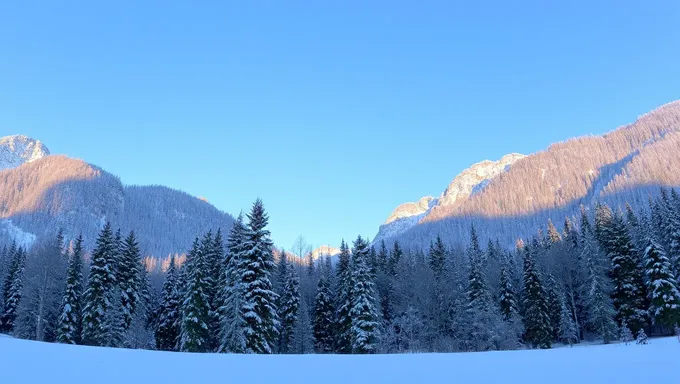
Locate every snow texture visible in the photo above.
<box><xmin>0</xmin><ymin>135</ymin><xmax>50</xmax><ymax>171</ymax></box>
<box><xmin>0</xmin><ymin>335</ymin><xmax>678</xmax><ymax>384</ymax></box>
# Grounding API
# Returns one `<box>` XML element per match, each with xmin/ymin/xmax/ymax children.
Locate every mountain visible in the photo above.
<box><xmin>374</xmin><ymin>100</ymin><xmax>680</xmax><ymax>249</ymax></box>
<box><xmin>0</xmin><ymin>135</ymin><xmax>50</xmax><ymax>171</ymax></box>
<box><xmin>0</xmin><ymin>140</ymin><xmax>234</xmax><ymax>255</ymax></box>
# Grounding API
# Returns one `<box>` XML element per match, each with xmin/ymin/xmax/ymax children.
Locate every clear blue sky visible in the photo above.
<box><xmin>1</xmin><ymin>1</ymin><xmax>679</xmax><ymax>250</ymax></box>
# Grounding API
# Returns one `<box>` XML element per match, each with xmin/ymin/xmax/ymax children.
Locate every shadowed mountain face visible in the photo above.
<box><xmin>0</xmin><ymin>154</ymin><xmax>234</xmax><ymax>256</ymax></box>
<box><xmin>375</xmin><ymin>100</ymin><xmax>680</xmax><ymax>249</ymax></box>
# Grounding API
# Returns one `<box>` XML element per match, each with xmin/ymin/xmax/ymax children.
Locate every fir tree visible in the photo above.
<box><xmin>155</xmin><ymin>255</ymin><xmax>181</xmax><ymax>351</ymax></box>
<box><xmin>81</xmin><ymin>222</ymin><xmax>118</xmax><ymax>346</ymax></box>
<box><xmin>582</xmin><ymin>226</ymin><xmax>618</xmax><ymax>343</ymax></box>
<box><xmin>335</xmin><ymin>239</ymin><xmax>353</xmax><ymax>353</ymax></box>
<box><xmin>178</xmin><ymin>238</ymin><xmax>212</xmax><ymax>352</ymax></box>
<box><xmin>218</xmin><ymin>214</ymin><xmax>248</xmax><ymax>353</ymax></box>
<box><xmin>278</xmin><ymin>263</ymin><xmax>300</xmax><ymax>353</ymax></box>
<box><xmin>643</xmin><ymin>238</ymin><xmax>680</xmax><ymax>330</ymax></box>
<box><xmin>1</xmin><ymin>245</ymin><xmax>25</xmax><ymax>333</ymax></box>
<box><xmin>499</xmin><ymin>264</ymin><xmax>518</xmax><ymax>322</ymax></box>
<box><xmin>546</xmin><ymin>219</ymin><xmax>562</xmax><ymax>246</ymax></box>
<box><xmin>56</xmin><ymin>235</ymin><xmax>84</xmax><ymax>344</ymax></box>
<box><xmin>349</xmin><ymin>236</ymin><xmax>380</xmax><ymax>354</ymax></box>
<box><xmin>313</xmin><ymin>259</ymin><xmax>335</xmax><ymax>353</ymax></box>
<box><xmin>240</xmin><ymin>199</ymin><xmax>279</xmax><ymax>354</ymax></box>
<box><xmin>119</xmin><ymin>231</ymin><xmax>142</xmax><ymax>332</ymax></box>
<box><xmin>428</xmin><ymin>235</ymin><xmax>447</xmax><ymax>281</ymax></box>
<box><xmin>620</xmin><ymin>321</ymin><xmax>634</xmax><ymax>345</ymax></box>
<box><xmin>558</xmin><ymin>294</ymin><xmax>579</xmax><ymax>346</ymax></box>
<box><xmin>636</xmin><ymin>328</ymin><xmax>648</xmax><ymax>345</ymax></box>
<box><xmin>522</xmin><ymin>244</ymin><xmax>552</xmax><ymax>349</ymax></box>
<box><xmin>544</xmin><ymin>274</ymin><xmax>562</xmax><ymax>341</ymax></box>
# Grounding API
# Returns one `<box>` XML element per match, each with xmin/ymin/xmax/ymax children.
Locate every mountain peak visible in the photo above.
<box><xmin>0</xmin><ymin>135</ymin><xmax>50</xmax><ymax>171</ymax></box>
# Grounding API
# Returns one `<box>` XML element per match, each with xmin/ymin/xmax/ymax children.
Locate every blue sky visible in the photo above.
<box><xmin>1</xmin><ymin>1</ymin><xmax>679</xmax><ymax>250</ymax></box>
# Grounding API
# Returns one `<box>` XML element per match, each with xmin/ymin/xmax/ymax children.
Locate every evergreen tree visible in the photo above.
<box><xmin>335</xmin><ymin>239</ymin><xmax>353</xmax><ymax>353</ymax></box>
<box><xmin>499</xmin><ymin>264</ymin><xmax>518</xmax><ymax>321</ymax></box>
<box><xmin>544</xmin><ymin>274</ymin><xmax>562</xmax><ymax>341</ymax></box>
<box><xmin>546</xmin><ymin>219</ymin><xmax>562</xmax><ymax>246</ymax></box>
<box><xmin>155</xmin><ymin>255</ymin><xmax>181</xmax><ymax>351</ymax></box>
<box><xmin>349</xmin><ymin>236</ymin><xmax>380</xmax><ymax>354</ymax></box>
<box><xmin>218</xmin><ymin>214</ymin><xmax>248</xmax><ymax>353</ymax></box>
<box><xmin>522</xmin><ymin>244</ymin><xmax>552</xmax><ymax>349</ymax></box>
<box><xmin>178</xmin><ymin>238</ymin><xmax>211</xmax><ymax>352</ymax></box>
<box><xmin>240</xmin><ymin>199</ymin><xmax>279</xmax><ymax>354</ymax></box>
<box><xmin>56</xmin><ymin>235</ymin><xmax>84</xmax><ymax>344</ymax></box>
<box><xmin>643</xmin><ymin>238</ymin><xmax>680</xmax><ymax>330</ymax></box>
<box><xmin>636</xmin><ymin>328</ymin><xmax>648</xmax><ymax>344</ymax></box>
<box><xmin>278</xmin><ymin>263</ymin><xmax>300</xmax><ymax>353</ymax></box>
<box><xmin>313</xmin><ymin>259</ymin><xmax>335</xmax><ymax>353</ymax></box>
<box><xmin>203</xmin><ymin>230</ymin><xmax>223</xmax><ymax>351</ymax></box>
<box><xmin>388</xmin><ymin>241</ymin><xmax>403</xmax><ymax>278</ymax></box>
<box><xmin>620</xmin><ymin>321</ymin><xmax>634</xmax><ymax>345</ymax></box>
<box><xmin>119</xmin><ymin>231</ymin><xmax>142</xmax><ymax>332</ymax></box>
<box><xmin>582</xmin><ymin>225</ymin><xmax>618</xmax><ymax>343</ymax></box>
<box><xmin>558</xmin><ymin>294</ymin><xmax>579</xmax><ymax>346</ymax></box>
<box><xmin>81</xmin><ymin>222</ymin><xmax>118</xmax><ymax>346</ymax></box>
<box><xmin>428</xmin><ymin>235</ymin><xmax>447</xmax><ymax>281</ymax></box>
<box><xmin>0</xmin><ymin>245</ymin><xmax>25</xmax><ymax>333</ymax></box>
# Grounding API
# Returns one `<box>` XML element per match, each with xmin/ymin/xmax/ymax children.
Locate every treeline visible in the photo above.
<box><xmin>2</xmin><ymin>193</ymin><xmax>680</xmax><ymax>354</ymax></box>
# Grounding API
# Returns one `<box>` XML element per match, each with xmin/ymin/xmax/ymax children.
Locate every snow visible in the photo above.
<box><xmin>0</xmin><ymin>135</ymin><xmax>50</xmax><ymax>171</ymax></box>
<box><xmin>0</xmin><ymin>219</ymin><xmax>37</xmax><ymax>248</ymax></box>
<box><xmin>1</xmin><ymin>336</ymin><xmax>678</xmax><ymax>384</ymax></box>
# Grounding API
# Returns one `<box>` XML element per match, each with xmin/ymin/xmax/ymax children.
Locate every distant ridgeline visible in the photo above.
<box><xmin>375</xmin><ymin>101</ymin><xmax>680</xmax><ymax>251</ymax></box>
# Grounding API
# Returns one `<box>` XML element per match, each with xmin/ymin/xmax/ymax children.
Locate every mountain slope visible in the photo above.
<box><xmin>375</xmin><ymin>100</ymin><xmax>680</xmax><ymax>249</ymax></box>
<box><xmin>0</xmin><ymin>154</ymin><xmax>234</xmax><ymax>255</ymax></box>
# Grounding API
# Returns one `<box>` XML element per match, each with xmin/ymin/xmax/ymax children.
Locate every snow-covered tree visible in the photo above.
<box><xmin>349</xmin><ymin>236</ymin><xmax>380</xmax><ymax>354</ymax></box>
<box><xmin>119</xmin><ymin>231</ymin><xmax>142</xmax><ymax>332</ymax></box>
<box><xmin>643</xmin><ymin>238</ymin><xmax>680</xmax><ymax>330</ymax></box>
<box><xmin>178</xmin><ymin>237</ymin><xmax>211</xmax><ymax>352</ymax></box>
<box><xmin>218</xmin><ymin>214</ymin><xmax>248</xmax><ymax>353</ymax></box>
<box><xmin>278</xmin><ymin>263</ymin><xmax>300</xmax><ymax>353</ymax></box>
<box><xmin>313</xmin><ymin>259</ymin><xmax>335</xmax><ymax>353</ymax></box>
<box><xmin>155</xmin><ymin>255</ymin><xmax>181</xmax><ymax>351</ymax></box>
<box><xmin>558</xmin><ymin>294</ymin><xmax>579</xmax><ymax>346</ymax></box>
<box><xmin>522</xmin><ymin>243</ymin><xmax>552</xmax><ymax>349</ymax></box>
<box><xmin>1</xmin><ymin>245</ymin><xmax>25</xmax><ymax>333</ymax></box>
<box><xmin>335</xmin><ymin>239</ymin><xmax>353</xmax><ymax>353</ymax></box>
<box><xmin>81</xmin><ymin>222</ymin><xmax>118</xmax><ymax>346</ymax></box>
<box><xmin>240</xmin><ymin>199</ymin><xmax>279</xmax><ymax>354</ymax></box>
<box><xmin>56</xmin><ymin>235</ymin><xmax>84</xmax><ymax>344</ymax></box>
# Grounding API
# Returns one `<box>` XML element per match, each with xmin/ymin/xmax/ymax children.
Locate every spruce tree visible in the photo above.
<box><xmin>582</xmin><ymin>226</ymin><xmax>618</xmax><ymax>343</ymax></box>
<box><xmin>178</xmin><ymin>237</ymin><xmax>212</xmax><ymax>352</ymax></box>
<box><xmin>643</xmin><ymin>238</ymin><xmax>680</xmax><ymax>330</ymax></box>
<box><xmin>240</xmin><ymin>199</ymin><xmax>279</xmax><ymax>354</ymax></box>
<box><xmin>428</xmin><ymin>235</ymin><xmax>447</xmax><ymax>281</ymax></box>
<box><xmin>313</xmin><ymin>258</ymin><xmax>335</xmax><ymax>353</ymax></box>
<box><xmin>119</xmin><ymin>231</ymin><xmax>142</xmax><ymax>332</ymax></box>
<box><xmin>558</xmin><ymin>294</ymin><xmax>579</xmax><ymax>346</ymax></box>
<box><xmin>278</xmin><ymin>263</ymin><xmax>300</xmax><ymax>353</ymax></box>
<box><xmin>155</xmin><ymin>255</ymin><xmax>181</xmax><ymax>351</ymax></box>
<box><xmin>499</xmin><ymin>264</ymin><xmax>518</xmax><ymax>322</ymax></box>
<box><xmin>56</xmin><ymin>235</ymin><xmax>84</xmax><ymax>344</ymax></box>
<box><xmin>218</xmin><ymin>213</ymin><xmax>248</xmax><ymax>353</ymax></box>
<box><xmin>335</xmin><ymin>239</ymin><xmax>353</xmax><ymax>353</ymax></box>
<box><xmin>81</xmin><ymin>222</ymin><xmax>118</xmax><ymax>346</ymax></box>
<box><xmin>349</xmin><ymin>236</ymin><xmax>380</xmax><ymax>354</ymax></box>
<box><xmin>521</xmin><ymin>244</ymin><xmax>552</xmax><ymax>349</ymax></box>
<box><xmin>544</xmin><ymin>274</ymin><xmax>562</xmax><ymax>341</ymax></box>
<box><xmin>0</xmin><ymin>245</ymin><xmax>25</xmax><ymax>333</ymax></box>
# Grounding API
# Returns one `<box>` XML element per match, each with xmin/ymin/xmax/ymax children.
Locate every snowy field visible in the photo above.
<box><xmin>1</xmin><ymin>336</ymin><xmax>678</xmax><ymax>384</ymax></box>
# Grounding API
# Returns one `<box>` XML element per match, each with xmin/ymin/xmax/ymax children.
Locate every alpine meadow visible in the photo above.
<box><xmin>2</xmin><ymin>2</ymin><xmax>680</xmax><ymax>384</ymax></box>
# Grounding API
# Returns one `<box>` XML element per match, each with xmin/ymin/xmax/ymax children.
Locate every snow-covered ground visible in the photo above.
<box><xmin>0</xmin><ymin>336</ymin><xmax>677</xmax><ymax>384</ymax></box>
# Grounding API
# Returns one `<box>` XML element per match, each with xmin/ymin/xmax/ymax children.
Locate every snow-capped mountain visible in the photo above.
<box><xmin>375</xmin><ymin>154</ymin><xmax>524</xmax><ymax>242</ymax></box>
<box><xmin>0</xmin><ymin>135</ymin><xmax>50</xmax><ymax>171</ymax></box>
<box><xmin>0</xmin><ymin>138</ymin><xmax>234</xmax><ymax>255</ymax></box>
<box><xmin>374</xmin><ymin>100</ymin><xmax>680</xmax><ymax>249</ymax></box>
<box><xmin>311</xmin><ymin>245</ymin><xmax>341</xmax><ymax>259</ymax></box>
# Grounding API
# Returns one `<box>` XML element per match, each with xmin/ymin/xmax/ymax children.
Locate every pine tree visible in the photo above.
<box><xmin>582</xmin><ymin>225</ymin><xmax>618</xmax><ymax>343</ymax></box>
<box><xmin>499</xmin><ymin>264</ymin><xmax>518</xmax><ymax>321</ymax></box>
<box><xmin>178</xmin><ymin>237</ymin><xmax>212</xmax><ymax>352</ymax></box>
<box><xmin>81</xmin><ymin>222</ymin><xmax>118</xmax><ymax>346</ymax></box>
<box><xmin>335</xmin><ymin>239</ymin><xmax>353</xmax><ymax>353</ymax></box>
<box><xmin>643</xmin><ymin>238</ymin><xmax>680</xmax><ymax>330</ymax></box>
<box><xmin>636</xmin><ymin>328</ymin><xmax>648</xmax><ymax>344</ymax></box>
<box><xmin>313</xmin><ymin>258</ymin><xmax>335</xmax><ymax>353</ymax></box>
<box><xmin>56</xmin><ymin>235</ymin><xmax>84</xmax><ymax>344</ymax></box>
<box><xmin>203</xmin><ymin>230</ymin><xmax>223</xmax><ymax>351</ymax></box>
<box><xmin>218</xmin><ymin>214</ymin><xmax>248</xmax><ymax>353</ymax></box>
<box><xmin>388</xmin><ymin>240</ymin><xmax>403</xmax><ymax>278</ymax></box>
<box><xmin>155</xmin><ymin>255</ymin><xmax>181</xmax><ymax>351</ymax></box>
<box><xmin>1</xmin><ymin>245</ymin><xmax>25</xmax><ymax>333</ymax></box>
<box><xmin>240</xmin><ymin>199</ymin><xmax>279</xmax><ymax>354</ymax></box>
<box><xmin>544</xmin><ymin>274</ymin><xmax>562</xmax><ymax>341</ymax></box>
<box><xmin>118</xmin><ymin>231</ymin><xmax>142</xmax><ymax>332</ymax></box>
<box><xmin>428</xmin><ymin>235</ymin><xmax>447</xmax><ymax>281</ymax></box>
<box><xmin>558</xmin><ymin>294</ymin><xmax>579</xmax><ymax>346</ymax></box>
<box><xmin>522</xmin><ymin>244</ymin><xmax>552</xmax><ymax>349</ymax></box>
<box><xmin>546</xmin><ymin>219</ymin><xmax>562</xmax><ymax>246</ymax></box>
<box><xmin>349</xmin><ymin>236</ymin><xmax>380</xmax><ymax>354</ymax></box>
<box><xmin>602</xmin><ymin>209</ymin><xmax>649</xmax><ymax>333</ymax></box>
<box><xmin>620</xmin><ymin>321</ymin><xmax>634</xmax><ymax>345</ymax></box>
<box><xmin>278</xmin><ymin>263</ymin><xmax>300</xmax><ymax>353</ymax></box>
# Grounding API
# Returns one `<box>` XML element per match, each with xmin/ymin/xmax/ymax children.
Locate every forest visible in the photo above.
<box><xmin>1</xmin><ymin>190</ymin><xmax>680</xmax><ymax>354</ymax></box>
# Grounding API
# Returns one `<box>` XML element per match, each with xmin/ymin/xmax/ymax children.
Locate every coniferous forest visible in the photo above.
<box><xmin>1</xmin><ymin>192</ymin><xmax>680</xmax><ymax>355</ymax></box>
